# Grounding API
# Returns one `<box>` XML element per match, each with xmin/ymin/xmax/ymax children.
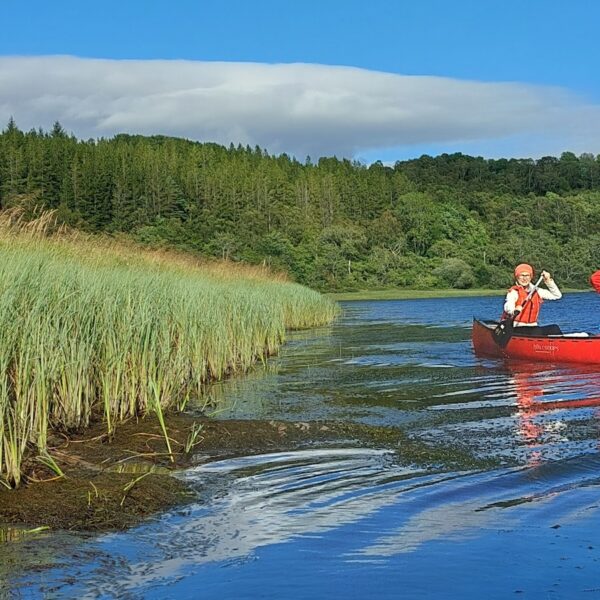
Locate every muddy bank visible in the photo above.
<box><xmin>0</xmin><ymin>414</ymin><xmax>491</xmax><ymax>534</ymax></box>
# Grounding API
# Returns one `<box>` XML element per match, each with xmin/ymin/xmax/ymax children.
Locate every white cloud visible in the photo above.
<box><xmin>1</xmin><ymin>55</ymin><xmax>599</xmax><ymax>160</ymax></box>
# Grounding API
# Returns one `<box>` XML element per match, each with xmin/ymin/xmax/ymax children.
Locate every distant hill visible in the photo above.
<box><xmin>1</xmin><ymin>119</ymin><xmax>599</xmax><ymax>290</ymax></box>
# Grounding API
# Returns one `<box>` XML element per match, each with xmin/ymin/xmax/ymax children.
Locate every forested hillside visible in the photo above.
<box><xmin>1</xmin><ymin>119</ymin><xmax>599</xmax><ymax>290</ymax></box>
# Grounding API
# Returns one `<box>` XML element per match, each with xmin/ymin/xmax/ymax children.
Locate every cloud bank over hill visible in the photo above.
<box><xmin>1</xmin><ymin>55</ymin><xmax>599</xmax><ymax>160</ymax></box>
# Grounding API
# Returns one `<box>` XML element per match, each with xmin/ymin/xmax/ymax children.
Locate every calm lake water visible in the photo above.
<box><xmin>5</xmin><ymin>294</ymin><xmax>600</xmax><ymax>599</ymax></box>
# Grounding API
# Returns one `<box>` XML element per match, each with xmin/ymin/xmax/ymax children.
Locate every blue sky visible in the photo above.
<box><xmin>1</xmin><ymin>0</ymin><xmax>599</xmax><ymax>162</ymax></box>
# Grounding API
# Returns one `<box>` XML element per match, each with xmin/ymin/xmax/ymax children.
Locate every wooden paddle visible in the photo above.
<box><xmin>493</xmin><ymin>273</ymin><xmax>544</xmax><ymax>348</ymax></box>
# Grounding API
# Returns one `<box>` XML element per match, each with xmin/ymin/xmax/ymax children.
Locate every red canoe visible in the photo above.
<box><xmin>472</xmin><ymin>318</ymin><xmax>600</xmax><ymax>364</ymax></box>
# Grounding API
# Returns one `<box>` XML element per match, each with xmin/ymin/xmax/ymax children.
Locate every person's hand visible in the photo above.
<box><xmin>541</xmin><ymin>270</ymin><xmax>552</xmax><ymax>282</ymax></box>
<box><xmin>514</xmin><ymin>305</ymin><xmax>523</xmax><ymax>315</ymax></box>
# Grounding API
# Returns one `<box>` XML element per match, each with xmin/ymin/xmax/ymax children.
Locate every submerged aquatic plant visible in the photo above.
<box><xmin>0</xmin><ymin>210</ymin><xmax>338</xmax><ymax>487</ymax></box>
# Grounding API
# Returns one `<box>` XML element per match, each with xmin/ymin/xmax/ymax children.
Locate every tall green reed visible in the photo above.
<box><xmin>0</xmin><ymin>224</ymin><xmax>338</xmax><ymax>487</ymax></box>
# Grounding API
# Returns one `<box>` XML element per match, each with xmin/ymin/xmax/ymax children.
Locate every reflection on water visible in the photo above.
<box><xmin>0</xmin><ymin>526</ymin><xmax>50</xmax><ymax>543</ymax></box>
<box><xmin>418</xmin><ymin>360</ymin><xmax>600</xmax><ymax>467</ymax></box>
<box><xmin>8</xmin><ymin>450</ymin><xmax>600</xmax><ymax>599</ymax></box>
<box><xmin>5</xmin><ymin>293</ymin><xmax>600</xmax><ymax>599</ymax></box>
<box><xmin>510</xmin><ymin>363</ymin><xmax>600</xmax><ymax>468</ymax></box>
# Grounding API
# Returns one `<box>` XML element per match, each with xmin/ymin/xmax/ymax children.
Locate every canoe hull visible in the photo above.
<box><xmin>472</xmin><ymin>319</ymin><xmax>600</xmax><ymax>365</ymax></box>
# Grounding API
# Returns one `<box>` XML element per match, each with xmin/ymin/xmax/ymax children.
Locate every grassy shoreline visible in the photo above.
<box><xmin>0</xmin><ymin>210</ymin><xmax>338</xmax><ymax>488</ymax></box>
<box><xmin>328</xmin><ymin>287</ymin><xmax>590</xmax><ymax>302</ymax></box>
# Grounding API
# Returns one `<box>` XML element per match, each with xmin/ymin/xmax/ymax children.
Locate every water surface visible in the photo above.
<box><xmin>5</xmin><ymin>293</ymin><xmax>600</xmax><ymax>599</ymax></box>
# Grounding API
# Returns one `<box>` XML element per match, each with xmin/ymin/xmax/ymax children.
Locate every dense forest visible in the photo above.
<box><xmin>1</xmin><ymin>118</ymin><xmax>600</xmax><ymax>291</ymax></box>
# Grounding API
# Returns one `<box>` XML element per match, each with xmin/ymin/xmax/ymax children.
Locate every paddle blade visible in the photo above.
<box><xmin>493</xmin><ymin>319</ymin><xmax>514</xmax><ymax>348</ymax></box>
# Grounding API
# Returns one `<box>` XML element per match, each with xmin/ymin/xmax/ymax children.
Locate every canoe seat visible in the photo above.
<box><xmin>514</xmin><ymin>324</ymin><xmax>563</xmax><ymax>336</ymax></box>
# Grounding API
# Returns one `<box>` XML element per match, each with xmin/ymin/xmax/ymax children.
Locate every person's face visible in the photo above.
<box><xmin>516</xmin><ymin>272</ymin><xmax>532</xmax><ymax>285</ymax></box>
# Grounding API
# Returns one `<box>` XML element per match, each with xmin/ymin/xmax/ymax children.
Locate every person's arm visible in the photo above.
<box><xmin>537</xmin><ymin>270</ymin><xmax>562</xmax><ymax>300</ymax></box>
<box><xmin>503</xmin><ymin>289</ymin><xmax>520</xmax><ymax>315</ymax></box>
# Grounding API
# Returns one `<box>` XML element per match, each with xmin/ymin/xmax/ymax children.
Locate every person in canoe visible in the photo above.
<box><xmin>591</xmin><ymin>270</ymin><xmax>600</xmax><ymax>293</ymax></box>
<box><xmin>501</xmin><ymin>263</ymin><xmax>562</xmax><ymax>331</ymax></box>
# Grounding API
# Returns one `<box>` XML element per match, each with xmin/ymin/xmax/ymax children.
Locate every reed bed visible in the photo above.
<box><xmin>0</xmin><ymin>211</ymin><xmax>338</xmax><ymax>487</ymax></box>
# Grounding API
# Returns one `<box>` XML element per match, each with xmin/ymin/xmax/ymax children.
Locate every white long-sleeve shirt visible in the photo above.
<box><xmin>503</xmin><ymin>280</ymin><xmax>562</xmax><ymax>326</ymax></box>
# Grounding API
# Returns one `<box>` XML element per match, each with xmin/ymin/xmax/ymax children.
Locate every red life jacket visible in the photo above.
<box><xmin>501</xmin><ymin>285</ymin><xmax>542</xmax><ymax>324</ymax></box>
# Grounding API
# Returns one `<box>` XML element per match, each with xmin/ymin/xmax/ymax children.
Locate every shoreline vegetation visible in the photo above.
<box><xmin>328</xmin><ymin>287</ymin><xmax>590</xmax><ymax>301</ymax></box>
<box><xmin>2</xmin><ymin>122</ymin><xmax>600</xmax><ymax>294</ymax></box>
<box><xmin>0</xmin><ymin>209</ymin><xmax>338</xmax><ymax>490</ymax></box>
<box><xmin>329</xmin><ymin>288</ymin><xmax>505</xmax><ymax>301</ymax></box>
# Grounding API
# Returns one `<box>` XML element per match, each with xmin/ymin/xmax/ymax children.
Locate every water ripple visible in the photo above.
<box><xmin>10</xmin><ymin>447</ymin><xmax>600</xmax><ymax>599</ymax></box>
